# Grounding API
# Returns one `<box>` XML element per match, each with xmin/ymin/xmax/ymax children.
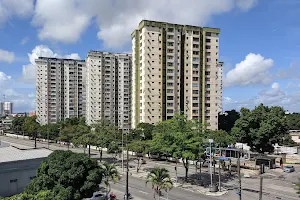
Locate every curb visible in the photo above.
<box><xmin>197</xmin><ymin>189</ymin><xmax>228</xmax><ymax>196</ymax></box>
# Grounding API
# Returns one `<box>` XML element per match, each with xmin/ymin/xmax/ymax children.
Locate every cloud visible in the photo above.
<box><xmin>20</xmin><ymin>45</ymin><xmax>81</xmax><ymax>83</ymax></box>
<box><xmin>0</xmin><ymin>49</ymin><xmax>15</xmax><ymax>63</ymax></box>
<box><xmin>29</xmin><ymin>0</ymin><xmax>257</xmax><ymax>48</ymax></box>
<box><xmin>224</xmin><ymin>53</ymin><xmax>274</xmax><ymax>87</ymax></box>
<box><xmin>0</xmin><ymin>0</ymin><xmax>34</xmax><ymax>27</ymax></box>
<box><xmin>277</xmin><ymin>62</ymin><xmax>300</xmax><ymax>80</ymax></box>
<box><xmin>20</xmin><ymin>37</ymin><xmax>30</xmax><ymax>45</ymax></box>
<box><xmin>0</xmin><ymin>71</ymin><xmax>11</xmax><ymax>82</ymax></box>
<box><xmin>224</xmin><ymin>82</ymin><xmax>300</xmax><ymax>112</ymax></box>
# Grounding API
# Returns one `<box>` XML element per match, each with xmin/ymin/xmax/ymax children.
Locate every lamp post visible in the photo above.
<box><xmin>208</xmin><ymin>139</ymin><xmax>214</xmax><ymax>190</ymax></box>
<box><xmin>114</xmin><ymin>109</ymin><xmax>125</xmax><ymax>172</ymax></box>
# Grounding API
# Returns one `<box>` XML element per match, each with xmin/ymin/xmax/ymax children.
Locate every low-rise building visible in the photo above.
<box><xmin>0</xmin><ymin>142</ymin><xmax>52</xmax><ymax>197</ymax></box>
<box><xmin>289</xmin><ymin>130</ymin><xmax>300</xmax><ymax>144</ymax></box>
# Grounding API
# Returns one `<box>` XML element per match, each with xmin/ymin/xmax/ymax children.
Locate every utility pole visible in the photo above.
<box><xmin>237</xmin><ymin>150</ymin><xmax>242</xmax><ymax>200</ymax></box>
<box><xmin>125</xmin><ymin>129</ymin><xmax>129</xmax><ymax>200</ymax></box>
<box><xmin>209</xmin><ymin>139</ymin><xmax>213</xmax><ymax>189</ymax></box>
<box><xmin>259</xmin><ymin>164</ymin><xmax>264</xmax><ymax>200</ymax></box>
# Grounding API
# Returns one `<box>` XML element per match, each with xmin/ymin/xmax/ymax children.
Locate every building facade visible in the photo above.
<box><xmin>86</xmin><ymin>51</ymin><xmax>131</xmax><ymax>130</ymax></box>
<box><xmin>0</xmin><ymin>102</ymin><xmax>13</xmax><ymax>116</ymax></box>
<box><xmin>35</xmin><ymin>57</ymin><xmax>86</xmax><ymax>125</ymax></box>
<box><xmin>131</xmin><ymin>20</ymin><xmax>222</xmax><ymax>130</ymax></box>
<box><xmin>217</xmin><ymin>62</ymin><xmax>223</xmax><ymax>114</ymax></box>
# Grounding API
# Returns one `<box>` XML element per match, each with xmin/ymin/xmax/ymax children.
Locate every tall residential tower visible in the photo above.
<box><xmin>131</xmin><ymin>20</ymin><xmax>222</xmax><ymax>130</ymax></box>
<box><xmin>86</xmin><ymin>51</ymin><xmax>131</xmax><ymax>130</ymax></box>
<box><xmin>35</xmin><ymin>57</ymin><xmax>86</xmax><ymax>125</ymax></box>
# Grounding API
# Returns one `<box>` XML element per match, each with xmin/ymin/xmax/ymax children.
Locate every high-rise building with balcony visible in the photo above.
<box><xmin>86</xmin><ymin>51</ymin><xmax>131</xmax><ymax>130</ymax></box>
<box><xmin>131</xmin><ymin>20</ymin><xmax>222</xmax><ymax>130</ymax></box>
<box><xmin>35</xmin><ymin>57</ymin><xmax>86</xmax><ymax>125</ymax></box>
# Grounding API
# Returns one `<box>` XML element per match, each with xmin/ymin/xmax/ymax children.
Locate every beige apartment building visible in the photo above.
<box><xmin>86</xmin><ymin>51</ymin><xmax>131</xmax><ymax>130</ymax></box>
<box><xmin>131</xmin><ymin>20</ymin><xmax>222</xmax><ymax>130</ymax></box>
<box><xmin>36</xmin><ymin>57</ymin><xmax>86</xmax><ymax>125</ymax></box>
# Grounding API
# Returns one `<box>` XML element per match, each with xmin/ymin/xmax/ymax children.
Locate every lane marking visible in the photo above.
<box><xmin>138</xmin><ymin>190</ymin><xmax>148</xmax><ymax>194</ymax></box>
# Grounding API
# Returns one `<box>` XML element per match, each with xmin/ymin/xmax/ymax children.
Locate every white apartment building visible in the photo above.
<box><xmin>35</xmin><ymin>57</ymin><xmax>86</xmax><ymax>125</ymax></box>
<box><xmin>217</xmin><ymin>62</ymin><xmax>223</xmax><ymax>114</ymax></box>
<box><xmin>131</xmin><ymin>20</ymin><xmax>222</xmax><ymax>130</ymax></box>
<box><xmin>86</xmin><ymin>51</ymin><xmax>131</xmax><ymax>130</ymax></box>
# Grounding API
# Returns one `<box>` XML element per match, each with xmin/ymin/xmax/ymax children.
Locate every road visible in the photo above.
<box><xmin>1</xmin><ymin>135</ymin><xmax>299</xmax><ymax>200</ymax></box>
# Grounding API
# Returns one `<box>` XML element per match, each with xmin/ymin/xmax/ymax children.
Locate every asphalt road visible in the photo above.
<box><xmin>1</xmin><ymin>135</ymin><xmax>299</xmax><ymax>200</ymax></box>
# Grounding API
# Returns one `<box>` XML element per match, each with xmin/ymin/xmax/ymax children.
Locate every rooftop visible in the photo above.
<box><xmin>0</xmin><ymin>141</ymin><xmax>52</xmax><ymax>163</ymax></box>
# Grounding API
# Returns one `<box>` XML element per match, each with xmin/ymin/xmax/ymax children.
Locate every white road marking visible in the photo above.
<box><xmin>138</xmin><ymin>190</ymin><xmax>149</xmax><ymax>194</ymax></box>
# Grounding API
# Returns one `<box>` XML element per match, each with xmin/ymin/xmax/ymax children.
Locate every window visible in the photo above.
<box><xmin>168</xmin><ymin>28</ymin><xmax>174</xmax><ymax>32</ymax></box>
<box><xmin>206</xmin><ymin>45</ymin><xmax>211</xmax><ymax>49</ymax></box>
<box><xmin>193</xmin><ymin>97</ymin><xmax>198</xmax><ymax>100</ymax></box>
<box><xmin>167</xmin><ymin>42</ymin><xmax>174</xmax><ymax>46</ymax></box>
<box><xmin>167</xmin><ymin>96</ymin><xmax>174</xmax><ymax>100</ymax></box>
<box><xmin>167</xmin><ymin>82</ymin><xmax>173</xmax><ymax>86</ymax></box>
<box><xmin>167</xmin><ymin>103</ymin><xmax>173</xmax><ymax>107</ymax></box>
<box><xmin>167</xmin><ymin>76</ymin><xmax>173</xmax><ymax>80</ymax></box>
<box><xmin>193</xmin><ymin>77</ymin><xmax>199</xmax><ymax>81</ymax></box>
<box><xmin>167</xmin><ymin>109</ymin><xmax>174</xmax><ymax>113</ymax></box>
<box><xmin>10</xmin><ymin>179</ymin><xmax>18</xmax><ymax>183</ymax></box>
<box><xmin>206</xmin><ymin>32</ymin><xmax>211</xmax><ymax>36</ymax></box>
<box><xmin>206</xmin><ymin>39</ymin><xmax>211</xmax><ymax>43</ymax></box>
<box><xmin>193</xmin><ymin>64</ymin><xmax>199</xmax><ymax>68</ymax></box>
<box><xmin>192</xmin><ymin>90</ymin><xmax>199</xmax><ymax>94</ymax></box>
<box><xmin>193</xmin><ymin>37</ymin><xmax>199</xmax><ymax>42</ymax></box>
<box><xmin>206</xmin><ymin>84</ymin><xmax>211</xmax><ymax>88</ymax></box>
<box><xmin>167</xmin><ymin>62</ymin><xmax>173</xmax><ymax>66</ymax></box>
<box><xmin>167</xmin><ymin>89</ymin><xmax>174</xmax><ymax>93</ymax></box>
<box><xmin>193</xmin><ymin>103</ymin><xmax>199</xmax><ymax>107</ymax></box>
<box><xmin>206</xmin><ymin>58</ymin><xmax>211</xmax><ymax>62</ymax></box>
<box><xmin>167</xmin><ymin>69</ymin><xmax>174</xmax><ymax>73</ymax></box>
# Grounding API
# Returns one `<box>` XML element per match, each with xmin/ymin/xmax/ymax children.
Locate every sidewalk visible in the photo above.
<box><xmin>117</xmin><ymin>165</ymin><xmax>229</xmax><ymax>197</ymax></box>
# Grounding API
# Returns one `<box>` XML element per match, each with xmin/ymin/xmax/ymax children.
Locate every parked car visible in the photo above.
<box><xmin>90</xmin><ymin>192</ymin><xmax>107</xmax><ymax>200</ymax></box>
<box><xmin>283</xmin><ymin>165</ymin><xmax>295</xmax><ymax>173</ymax></box>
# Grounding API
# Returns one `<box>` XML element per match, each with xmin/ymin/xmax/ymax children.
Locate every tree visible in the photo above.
<box><xmin>128</xmin><ymin>140</ymin><xmax>150</xmax><ymax>172</ymax></box>
<box><xmin>23</xmin><ymin>116</ymin><xmax>40</xmax><ymax>148</ymax></box>
<box><xmin>286</xmin><ymin>113</ymin><xmax>300</xmax><ymax>130</ymax></box>
<box><xmin>205</xmin><ymin>129</ymin><xmax>235</xmax><ymax>147</ymax></box>
<box><xmin>24</xmin><ymin>150</ymin><xmax>103</xmax><ymax>200</ymax></box>
<box><xmin>231</xmin><ymin>104</ymin><xmax>288</xmax><ymax>153</ymax></box>
<box><xmin>146</xmin><ymin>167</ymin><xmax>173</xmax><ymax>200</ymax></box>
<box><xmin>151</xmin><ymin>114</ymin><xmax>204</xmax><ymax>181</ymax></box>
<box><xmin>218</xmin><ymin>110</ymin><xmax>240</xmax><ymax>132</ymax></box>
<box><xmin>11</xmin><ymin>116</ymin><xmax>26</xmax><ymax>134</ymax></box>
<box><xmin>101</xmin><ymin>162</ymin><xmax>121</xmax><ymax>195</ymax></box>
<box><xmin>58</xmin><ymin>126</ymin><xmax>75</xmax><ymax>150</ymax></box>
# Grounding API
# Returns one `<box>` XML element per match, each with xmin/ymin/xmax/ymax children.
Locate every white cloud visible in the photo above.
<box><xmin>20</xmin><ymin>37</ymin><xmax>30</xmax><ymax>45</ymax></box>
<box><xmin>224</xmin><ymin>82</ymin><xmax>300</xmax><ymax>112</ymax></box>
<box><xmin>0</xmin><ymin>71</ymin><xmax>11</xmax><ymax>82</ymax></box>
<box><xmin>0</xmin><ymin>0</ymin><xmax>34</xmax><ymax>27</ymax></box>
<box><xmin>20</xmin><ymin>45</ymin><xmax>81</xmax><ymax>82</ymax></box>
<box><xmin>224</xmin><ymin>53</ymin><xmax>274</xmax><ymax>87</ymax></box>
<box><xmin>29</xmin><ymin>0</ymin><xmax>257</xmax><ymax>48</ymax></box>
<box><xmin>0</xmin><ymin>49</ymin><xmax>15</xmax><ymax>63</ymax></box>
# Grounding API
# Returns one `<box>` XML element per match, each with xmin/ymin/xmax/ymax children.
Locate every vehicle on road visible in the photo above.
<box><xmin>90</xmin><ymin>192</ymin><xmax>107</xmax><ymax>200</ymax></box>
<box><xmin>283</xmin><ymin>165</ymin><xmax>295</xmax><ymax>173</ymax></box>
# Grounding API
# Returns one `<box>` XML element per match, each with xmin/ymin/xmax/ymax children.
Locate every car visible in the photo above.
<box><xmin>283</xmin><ymin>165</ymin><xmax>295</xmax><ymax>173</ymax></box>
<box><xmin>90</xmin><ymin>192</ymin><xmax>107</xmax><ymax>200</ymax></box>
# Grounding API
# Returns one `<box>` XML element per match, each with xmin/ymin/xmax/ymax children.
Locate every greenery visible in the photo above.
<box><xmin>231</xmin><ymin>104</ymin><xmax>289</xmax><ymax>153</ymax></box>
<box><xmin>24</xmin><ymin>150</ymin><xmax>103</xmax><ymax>200</ymax></box>
<box><xmin>286</xmin><ymin>113</ymin><xmax>300</xmax><ymax>130</ymax></box>
<box><xmin>101</xmin><ymin>162</ymin><xmax>121</xmax><ymax>195</ymax></box>
<box><xmin>218</xmin><ymin>109</ymin><xmax>240</xmax><ymax>133</ymax></box>
<box><xmin>146</xmin><ymin>167</ymin><xmax>173</xmax><ymax>199</ymax></box>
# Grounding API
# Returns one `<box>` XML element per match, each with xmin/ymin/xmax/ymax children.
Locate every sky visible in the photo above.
<box><xmin>0</xmin><ymin>0</ymin><xmax>300</xmax><ymax>113</ymax></box>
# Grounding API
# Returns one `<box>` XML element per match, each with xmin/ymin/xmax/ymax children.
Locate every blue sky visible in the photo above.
<box><xmin>0</xmin><ymin>0</ymin><xmax>300</xmax><ymax>113</ymax></box>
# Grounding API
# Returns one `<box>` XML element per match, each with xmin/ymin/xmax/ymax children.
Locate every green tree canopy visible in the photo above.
<box><xmin>151</xmin><ymin>114</ymin><xmax>204</xmax><ymax>180</ymax></box>
<box><xmin>24</xmin><ymin>150</ymin><xmax>103</xmax><ymax>200</ymax></box>
<box><xmin>11</xmin><ymin>116</ymin><xmax>26</xmax><ymax>134</ymax></box>
<box><xmin>23</xmin><ymin>116</ymin><xmax>40</xmax><ymax>137</ymax></box>
<box><xmin>218</xmin><ymin>109</ymin><xmax>240</xmax><ymax>132</ymax></box>
<box><xmin>286</xmin><ymin>113</ymin><xmax>300</xmax><ymax>130</ymax></box>
<box><xmin>231</xmin><ymin>104</ymin><xmax>288</xmax><ymax>153</ymax></box>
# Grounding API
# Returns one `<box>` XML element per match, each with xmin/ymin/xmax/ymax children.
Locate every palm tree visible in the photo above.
<box><xmin>146</xmin><ymin>167</ymin><xmax>173</xmax><ymax>200</ymax></box>
<box><xmin>102</xmin><ymin>162</ymin><xmax>121</xmax><ymax>195</ymax></box>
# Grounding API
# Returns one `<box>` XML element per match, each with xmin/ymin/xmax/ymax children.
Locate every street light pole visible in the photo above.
<box><xmin>126</xmin><ymin>128</ymin><xmax>129</xmax><ymax>200</ymax></box>
<box><xmin>209</xmin><ymin>139</ymin><xmax>213</xmax><ymax>188</ymax></box>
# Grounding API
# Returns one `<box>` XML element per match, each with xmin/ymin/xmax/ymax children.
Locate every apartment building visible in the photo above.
<box><xmin>86</xmin><ymin>51</ymin><xmax>131</xmax><ymax>130</ymax></box>
<box><xmin>35</xmin><ymin>57</ymin><xmax>86</xmax><ymax>125</ymax></box>
<box><xmin>217</xmin><ymin>62</ymin><xmax>223</xmax><ymax>114</ymax></box>
<box><xmin>0</xmin><ymin>102</ymin><xmax>13</xmax><ymax>116</ymax></box>
<box><xmin>131</xmin><ymin>20</ymin><xmax>222</xmax><ymax>130</ymax></box>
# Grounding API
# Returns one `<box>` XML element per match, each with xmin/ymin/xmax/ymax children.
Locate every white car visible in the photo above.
<box><xmin>90</xmin><ymin>192</ymin><xmax>107</xmax><ymax>200</ymax></box>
